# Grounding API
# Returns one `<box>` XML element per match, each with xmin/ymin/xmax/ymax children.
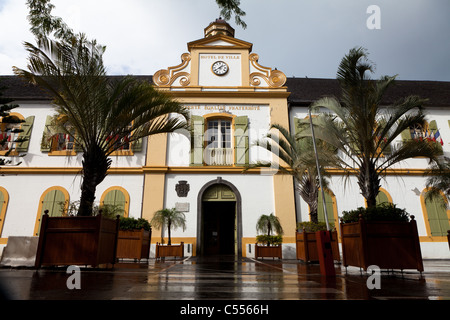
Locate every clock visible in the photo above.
<box><xmin>211</xmin><ymin>61</ymin><xmax>229</xmax><ymax>76</ymax></box>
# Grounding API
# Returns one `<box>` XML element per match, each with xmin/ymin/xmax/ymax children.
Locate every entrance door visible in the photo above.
<box><xmin>201</xmin><ymin>184</ymin><xmax>237</xmax><ymax>256</ymax></box>
<box><xmin>203</xmin><ymin>201</ymin><xmax>236</xmax><ymax>255</ymax></box>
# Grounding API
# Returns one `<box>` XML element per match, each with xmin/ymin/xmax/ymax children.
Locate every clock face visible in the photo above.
<box><xmin>212</xmin><ymin>61</ymin><xmax>229</xmax><ymax>76</ymax></box>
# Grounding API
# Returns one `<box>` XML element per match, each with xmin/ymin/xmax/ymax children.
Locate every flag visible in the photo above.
<box><xmin>424</xmin><ymin>129</ymin><xmax>430</xmax><ymax>141</ymax></box>
<box><xmin>435</xmin><ymin>129</ymin><xmax>444</xmax><ymax>146</ymax></box>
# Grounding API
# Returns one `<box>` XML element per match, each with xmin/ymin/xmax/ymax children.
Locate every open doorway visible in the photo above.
<box><xmin>202</xmin><ymin>201</ymin><xmax>236</xmax><ymax>255</ymax></box>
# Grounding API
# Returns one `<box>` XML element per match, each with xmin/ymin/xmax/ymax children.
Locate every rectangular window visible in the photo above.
<box><xmin>205</xmin><ymin>119</ymin><xmax>233</xmax><ymax>165</ymax></box>
<box><xmin>0</xmin><ymin>123</ymin><xmax>20</xmax><ymax>152</ymax></box>
<box><xmin>53</xmin><ymin>133</ymin><xmax>75</xmax><ymax>151</ymax></box>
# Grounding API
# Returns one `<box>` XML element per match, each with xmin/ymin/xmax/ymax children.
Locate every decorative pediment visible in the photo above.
<box><xmin>153</xmin><ymin>53</ymin><xmax>191</xmax><ymax>87</ymax></box>
<box><xmin>153</xmin><ymin>18</ymin><xmax>286</xmax><ymax>89</ymax></box>
<box><xmin>187</xmin><ymin>34</ymin><xmax>253</xmax><ymax>51</ymax></box>
<box><xmin>249</xmin><ymin>53</ymin><xmax>286</xmax><ymax>88</ymax></box>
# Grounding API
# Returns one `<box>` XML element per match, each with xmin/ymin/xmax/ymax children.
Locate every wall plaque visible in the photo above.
<box><xmin>176</xmin><ymin>202</ymin><xmax>190</xmax><ymax>212</ymax></box>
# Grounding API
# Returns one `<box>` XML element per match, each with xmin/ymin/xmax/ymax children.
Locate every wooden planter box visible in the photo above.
<box><xmin>116</xmin><ymin>228</ymin><xmax>151</xmax><ymax>261</ymax></box>
<box><xmin>35</xmin><ymin>213</ymin><xmax>119</xmax><ymax>268</ymax></box>
<box><xmin>340</xmin><ymin>216</ymin><xmax>423</xmax><ymax>271</ymax></box>
<box><xmin>255</xmin><ymin>244</ymin><xmax>282</xmax><ymax>259</ymax></box>
<box><xmin>296</xmin><ymin>231</ymin><xmax>340</xmax><ymax>263</ymax></box>
<box><xmin>155</xmin><ymin>242</ymin><xmax>184</xmax><ymax>259</ymax></box>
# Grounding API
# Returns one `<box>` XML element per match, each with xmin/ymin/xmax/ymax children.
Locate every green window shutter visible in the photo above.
<box><xmin>425</xmin><ymin>192</ymin><xmax>449</xmax><ymax>236</ymax></box>
<box><xmin>318</xmin><ymin>191</ymin><xmax>334</xmax><ymax>225</ymax></box>
<box><xmin>375</xmin><ymin>191</ymin><xmax>390</xmax><ymax>205</ymax></box>
<box><xmin>234</xmin><ymin>116</ymin><xmax>249</xmax><ymax>166</ymax></box>
<box><xmin>190</xmin><ymin>115</ymin><xmax>204</xmax><ymax>166</ymax></box>
<box><xmin>131</xmin><ymin>138</ymin><xmax>143</xmax><ymax>152</ymax></box>
<box><xmin>16</xmin><ymin>116</ymin><xmax>34</xmax><ymax>152</ymax></box>
<box><xmin>41</xmin><ymin>190</ymin><xmax>65</xmax><ymax>217</ymax></box>
<box><xmin>41</xmin><ymin>116</ymin><xmax>53</xmax><ymax>152</ymax></box>
<box><xmin>102</xmin><ymin>189</ymin><xmax>126</xmax><ymax>217</ymax></box>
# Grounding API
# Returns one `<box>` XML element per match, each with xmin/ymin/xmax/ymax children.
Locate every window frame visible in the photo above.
<box><xmin>0</xmin><ymin>112</ymin><xmax>25</xmax><ymax>156</ymax></box>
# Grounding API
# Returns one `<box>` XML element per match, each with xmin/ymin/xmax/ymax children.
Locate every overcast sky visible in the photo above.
<box><xmin>0</xmin><ymin>0</ymin><xmax>449</xmax><ymax>81</ymax></box>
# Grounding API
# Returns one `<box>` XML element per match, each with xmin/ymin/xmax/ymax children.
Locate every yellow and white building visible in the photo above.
<box><xmin>1</xmin><ymin>19</ymin><xmax>449</xmax><ymax>259</ymax></box>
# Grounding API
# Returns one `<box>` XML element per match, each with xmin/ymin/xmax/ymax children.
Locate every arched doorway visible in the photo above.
<box><xmin>197</xmin><ymin>178</ymin><xmax>242</xmax><ymax>257</ymax></box>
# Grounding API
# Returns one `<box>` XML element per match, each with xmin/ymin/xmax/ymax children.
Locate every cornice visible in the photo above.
<box><xmin>0</xmin><ymin>166</ymin><xmax>432</xmax><ymax>176</ymax></box>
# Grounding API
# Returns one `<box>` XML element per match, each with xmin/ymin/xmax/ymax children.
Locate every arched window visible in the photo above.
<box><xmin>34</xmin><ymin>187</ymin><xmax>70</xmax><ymax>236</ymax></box>
<box><xmin>100</xmin><ymin>187</ymin><xmax>129</xmax><ymax>217</ymax></box>
<box><xmin>376</xmin><ymin>188</ymin><xmax>393</xmax><ymax>205</ymax></box>
<box><xmin>421</xmin><ymin>188</ymin><xmax>450</xmax><ymax>237</ymax></box>
<box><xmin>0</xmin><ymin>187</ymin><xmax>9</xmax><ymax>238</ymax></box>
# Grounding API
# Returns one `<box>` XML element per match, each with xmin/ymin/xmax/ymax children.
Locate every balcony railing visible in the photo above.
<box><xmin>204</xmin><ymin>147</ymin><xmax>233</xmax><ymax>166</ymax></box>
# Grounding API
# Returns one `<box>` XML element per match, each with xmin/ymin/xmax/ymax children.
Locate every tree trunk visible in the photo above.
<box><xmin>298</xmin><ymin>176</ymin><xmax>320</xmax><ymax>223</ymax></box>
<box><xmin>167</xmin><ymin>221</ymin><xmax>172</xmax><ymax>245</ymax></box>
<box><xmin>77</xmin><ymin>144</ymin><xmax>112</xmax><ymax>216</ymax></box>
<box><xmin>358</xmin><ymin>160</ymin><xmax>381</xmax><ymax>208</ymax></box>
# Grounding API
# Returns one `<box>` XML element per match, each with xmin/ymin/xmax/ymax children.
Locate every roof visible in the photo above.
<box><xmin>1</xmin><ymin>75</ymin><xmax>449</xmax><ymax>107</ymax></box>
<box><xmin>286</xmin><ymin>77</ymin><xmax>450</xmax><ymax>107</ymax></box>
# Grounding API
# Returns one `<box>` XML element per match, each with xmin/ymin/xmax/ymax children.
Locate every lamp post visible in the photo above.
<box><xmin>308</xmin><ymin>107</ymin><xmax>330</xmax><ymax>231</ymax></box>
<box><xmin>308</xmin><ymin>107</ymin><xmax>335</xmax><ymax>276</ymax></box>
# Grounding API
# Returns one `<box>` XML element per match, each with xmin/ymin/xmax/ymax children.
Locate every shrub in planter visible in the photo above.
<box><xmin>116</xmin><ymin>217</ymin><xmax>152</xmax><ymax>261</ymax></box>
<box><xmin>256</xmin><ymin>235</ymin><xmax>283</xmax><ymax>246</ymax></box>
<box><xmin>296</xmin><ymin>221</ymin><xmax>340</xmax><ymax>263</ymax></box>
<box><xmin>297</xmin><ymin>221</ymin><xmax>332</xmax><ymax>233</ymax></box>
<box><xmin>119</xmin><ymin>217</ymin><xmax>151</xmax><ymax>231</ymax></box>
<box><xmin>35</xmin><ymin>211</ymin><xmax>119</xmax><ymax>268</ymax></box>
<box><xmin>340</xmin><ymin>203</ymin><xmax>423</xmax><ymax>271</ymax></box>
<box><xmin>341</xmin><ymin>203</ymin><xmax>409</xmax><ymax>223</ymax></box>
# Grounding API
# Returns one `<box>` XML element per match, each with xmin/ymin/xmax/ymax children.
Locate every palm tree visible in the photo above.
<box><xmin>151</xmin><ymin>208</ymin><xmax>187</xmax><ymax>245</ymax></box>
<box><xmin>247</xmin><ymin>124</ymin><xmax>342</xmax><ymax>223</ymax></box>
<box><xmin>256</xmin><ymin>213</ymin><xmax>283</xmax><ymax>238</ymax></box>
<box><xmin>307</xmin><ymin>47</ymin><xmax>442</xmax><ymax>207</ymax></box>
<box><xmin>15</xmin><ymin>1</ymin><xmax>189</xmax><ymax>216</ymax></box>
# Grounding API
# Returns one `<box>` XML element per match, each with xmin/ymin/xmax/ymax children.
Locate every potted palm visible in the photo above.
<box><xmin>24</xmin><ymin>1</ymin><xmax>188</xmax><ymax>268</ymax></box>
<box><xmin>245</xmin><ymin>124</ymin><xmax>342</xmax><ymax>262</ymax></box>
<box><xmin>151</xmin><ymin>208</ymin><xmax>187</xmax><ymax>259</ymax></box>
<box><xmin>307</xmin><ymin>47</ymin><xmax>437</xmax><ymax>271</ymax></box>
<box><xmin>116</xmin><ymin>217</ymin><xmax>152</xmax><ymax>262</ymax></box>
<box><xmin>255</xmin><ymin>213</ymin><xmax>283</xmax><ymax>259</ymax></box>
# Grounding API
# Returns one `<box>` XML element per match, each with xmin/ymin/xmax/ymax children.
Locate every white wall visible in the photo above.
<box><xmin>12</xmin><ymin>102</ymin><xmax>147</xmax><ymax>168</ymax></box>
<box><xmin>163</xmin><ymin>173</ymin><xmax>275</xmax><ymax>239</ymax></box>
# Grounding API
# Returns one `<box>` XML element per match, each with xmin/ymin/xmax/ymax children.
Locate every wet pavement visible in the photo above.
<box><xmin>1</xmin><ymin>256</ymin><xmax>450</xmax><ymax>316</ymax></box>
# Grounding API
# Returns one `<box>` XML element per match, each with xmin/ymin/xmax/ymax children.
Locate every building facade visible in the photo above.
<box><xmin>1</xmin><ymin>19</ymin><xmax>449</xmax><ymax>259</ymax></box>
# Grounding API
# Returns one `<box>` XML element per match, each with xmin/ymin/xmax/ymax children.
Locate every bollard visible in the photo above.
<box><xmin>316</xmin><ymin>230</ymin><xmax>336</xmax><ymax>277</ymax></box>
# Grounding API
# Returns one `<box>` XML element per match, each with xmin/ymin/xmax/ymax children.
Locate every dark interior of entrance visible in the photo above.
<box><xmin>202</xmin><ymin>201</ymin><xmax>236</xmax><ymax>256</ymax></box>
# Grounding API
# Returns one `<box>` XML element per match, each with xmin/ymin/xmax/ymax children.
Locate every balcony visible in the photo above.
<box><xmin>204</xmin><ymin>147</ymin><xmax>233</xmax><ymax>166</ymax></box>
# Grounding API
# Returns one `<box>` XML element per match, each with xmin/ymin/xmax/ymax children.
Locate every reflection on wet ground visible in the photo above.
<box><xmin>1</xmin><ymin>255</ymin><xmax>450</xmax><ymax>301</ymax></box>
